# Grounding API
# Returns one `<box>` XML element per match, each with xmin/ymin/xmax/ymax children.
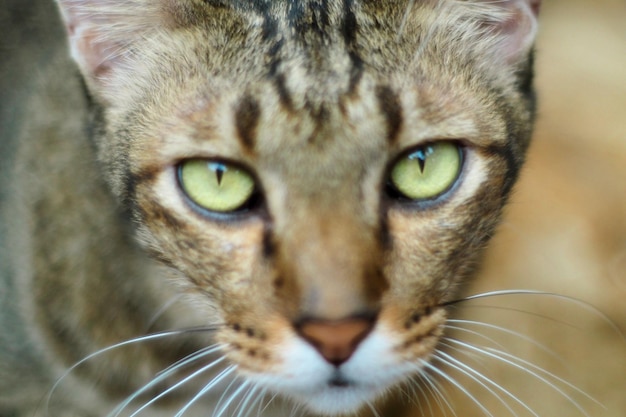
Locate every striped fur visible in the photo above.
<box><xmin>1</xmin><ymin>0</ymin><xmax>540</xmax><ymax>416</ymax></box>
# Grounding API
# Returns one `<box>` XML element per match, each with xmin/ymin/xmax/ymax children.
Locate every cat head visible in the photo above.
<box><xmin>55</xmin><ymin>0</ymin><xmax>540</xmax><ymax>414</ymax></box>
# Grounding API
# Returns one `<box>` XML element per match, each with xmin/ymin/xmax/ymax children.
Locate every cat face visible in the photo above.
<box><xmin>56</xmin><ymin>0</ymin><xmax>539</xmax><ymax>414</ymax></box>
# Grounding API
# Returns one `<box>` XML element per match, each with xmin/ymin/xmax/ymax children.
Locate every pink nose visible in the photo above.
<box><xmin>297</xmin><ymin>317</ymin><xmax>375</xmax><ymax>366</ymax></box>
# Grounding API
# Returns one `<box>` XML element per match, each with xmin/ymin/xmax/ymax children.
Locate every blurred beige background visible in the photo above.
<box><xmin>405</xmin><ymin>1</ymin><xmax>626</xmax><ymax>416</ymax></box>
<box><xmin>484</xmin><ymin>0</ymin><xmax>626</xmax><ymax>317</ymax></box>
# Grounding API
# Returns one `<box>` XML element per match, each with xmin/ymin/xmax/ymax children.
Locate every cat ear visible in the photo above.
<box><xmin>54</xmin><ymin>1</ymin><xmax>161</xmax><ymax>84</ymax></box>
<box><xmin>489</xmin><ymin>0</ymin><xmax>541</xmax><ymax>64</ymax></box>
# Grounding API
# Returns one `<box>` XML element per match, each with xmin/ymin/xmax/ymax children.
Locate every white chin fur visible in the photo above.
<box><xmin>294</xmin><ymin>385</ymin><xmax>381</xmax><ymax>416</ymax></box>
<box><xmin>246</xmin><ymin>326</ymin><xmax>417</xmax><ymax>416</ymax></box>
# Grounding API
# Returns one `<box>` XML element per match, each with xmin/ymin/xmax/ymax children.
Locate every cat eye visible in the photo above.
<box><xmin>388</xmin><ymin>142</ymin><xmax>463</xmax><ymax>202</ymax></box>
<box><xmin>178</xmin><ymin>159</ymin><xmax>257</xmax><ymax>214</ymax></box>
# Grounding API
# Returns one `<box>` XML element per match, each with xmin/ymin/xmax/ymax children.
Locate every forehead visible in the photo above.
<box><xmin>124</xmin><ymin>0</ymin><xmax>510</xmax><ymax>162</ymax></box>
<box><xmin>162</xmin><ymin>0</ymin><xmax>500</xmax><ymax>87</ymax></box>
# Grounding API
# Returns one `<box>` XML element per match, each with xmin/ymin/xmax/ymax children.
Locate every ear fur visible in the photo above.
<box><xmin>487</xmin><ymin>0</ymin><xmax>541</xmax><ymax>64</ymax></box>
<box><xmin>54</xmin><ymin>0</ymin><xmax>164</xmax><ymax>81</ymax></box>
<box><xmin>55</xmin><ymin>0</ymin><xmax>541</xmax><ymax>89</ymax></box>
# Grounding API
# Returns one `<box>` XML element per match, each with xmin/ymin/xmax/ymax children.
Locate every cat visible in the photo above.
<box><xmin>0</xmin><ymin>0</ymin><xmax>544</xmax><ymax>416</ymax></box>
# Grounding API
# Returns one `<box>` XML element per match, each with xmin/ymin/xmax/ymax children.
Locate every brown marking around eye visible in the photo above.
<box><xmin>273</xmin><ymin>276</ymin><xmax>285</xmax><ymax>289</ymax></box>
<box><xmin>375</xmin><ymin>84</ymin><xmax>403</xmax><ymax>145</ymax></box>
<box><xmin>137</xmin><ymin>196</ymin><xmax>187</xmax><ymax>233</ymax></box>
<box><xmin>234</xmin><ymin>94</ymin><xmax>261</xmax><ymax>154</ymax></box>
<box><xmin>262</xmin><ymin>225</ymin><xmax>275</xmax><ymax>258</ymax></box>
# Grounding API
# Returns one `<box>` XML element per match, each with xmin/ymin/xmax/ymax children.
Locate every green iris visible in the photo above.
<box><xmin>179</xmin><ymin>160</ymin><xmax>256</xmax><ymax>213</ymax></box>
<box><xmin>390</xmin><ymin>142</ymin><xmax>462</xmax><ymax>200</ymax></box>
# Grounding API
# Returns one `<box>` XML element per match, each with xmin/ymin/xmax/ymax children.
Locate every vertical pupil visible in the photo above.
<box><xmin>209</xmin><ymin>162</ymin><xmax>226</xmax><ymax>185</ymax></box>
<box><xmin>409</xmin><ymin>146</ymin><xmax>433</xmax><ymax>173</ymax></box>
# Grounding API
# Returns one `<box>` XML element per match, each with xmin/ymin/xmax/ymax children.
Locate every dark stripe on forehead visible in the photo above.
<box><xmin>341</xmin><ymin>0</ymin><xmax>364</xmax><ymax>95</ymax></box>
<box><xmin>266</xmin><ymin>38</ymin><xmax>296</xmax><ymax>112</ymax></box>
<box><xmin>235</xmin><ymin>95</ymin><xmax>261</xmax><ymax>154</ymax></box>
<box><xmin>341</xmin><ymin>0</ymin><xmax>357</xmax><ymax>46</ymax></box>
<box><xmin>255</xmin><ymin>1</ymin><xmax>278</xmax><ymax>40</ymax></box>
<box><xmin>375</xmin><ymin>85</ymin><xmax>403</xmax><ymax>145</ymax></box>
<box><xmin>287</xmin><ymin>0</ymin><xmax>331</xmax><ymax>39</ymax></box>
<box><xmin>347</xmin><ymin>52</ymin><xmax>364</xmax><ymax>95</ymax></box>
<box><xmin>273</xmin><ymin>72</ymin><xmax>296</xmax><ymax>112</ymax></box>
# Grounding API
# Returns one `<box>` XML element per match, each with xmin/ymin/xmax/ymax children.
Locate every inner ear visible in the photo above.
<box><xmin>63</xmin><ymin>17</ymin><xmax>122</xmax><ymax>79</ymax></box>
<box><xmin>488</xmin><ymin>0</ymin><xmax>541</xmax><ymax>65</ymax></box>
<box><xmin>54</xmin><ymin>0</ymin><xmax>164</xmax><ymax>81</ymax></box>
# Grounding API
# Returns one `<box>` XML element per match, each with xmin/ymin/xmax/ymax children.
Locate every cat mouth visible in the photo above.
<box><xmin>291</xmin><ymin>376</ymin><xmax>386</xmax><ymax>416</ymax></box>
<box><xmin>327</xmin><ymin>371</ymin><xmax>352</xmax><ymax>388</ymax></box>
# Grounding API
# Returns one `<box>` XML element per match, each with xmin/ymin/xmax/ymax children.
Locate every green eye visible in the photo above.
<box><xmin>389</xmin><ymin>142</ymin><xmax>462</xmax><ymax>201</ymax></box>
<box><xmin>178</xmin><ymin>159</ymin><xmax>256</xmax><ymax>213</ymax></box>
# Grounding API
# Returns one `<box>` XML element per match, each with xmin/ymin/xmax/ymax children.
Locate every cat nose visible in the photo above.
<box><xmin>296</xmin><ymin>315</ymin><xmax>376</xmax><ymax>366</ymax></box>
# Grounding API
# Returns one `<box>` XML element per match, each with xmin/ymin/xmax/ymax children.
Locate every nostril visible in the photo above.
<box><xmin>297</xmin><ymin>316</ymin><xmax>375</xmax><ymax>366</ymax></box>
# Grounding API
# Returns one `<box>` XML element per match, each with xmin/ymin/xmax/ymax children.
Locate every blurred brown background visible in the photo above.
<box><xmin>405</xmin><ymin>1</ymin><xmax>626</xmax><ymax>416</ymax></box>
<box><xmin>484</xmin><ymin>0</ymin><xmax>626</xmax><ymax>315</ymax></box>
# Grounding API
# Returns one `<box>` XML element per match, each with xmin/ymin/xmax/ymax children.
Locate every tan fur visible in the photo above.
<box><xmin>0</xmin><ymin>1</ymin><xmax>547</xmax><ymax>416</ymax></box>
<box><xmin>412</xmin><ymin>1</ymin><xmax>626</xmax><ymax>415</ymax></box>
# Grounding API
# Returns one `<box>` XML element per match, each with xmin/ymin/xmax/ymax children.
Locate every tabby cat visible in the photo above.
<box><xmin>0</xmin><ymin>0</ymin><xmax>542</xmax><ymax>416</ymax></box>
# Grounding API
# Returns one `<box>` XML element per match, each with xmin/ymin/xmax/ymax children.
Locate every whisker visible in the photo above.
<box><xmin>434</xmin><ymin>352</ymin><xmax>520</xmax><ymax>417</ymax></box>
<box><xmin>258</xmin><ymin>390</ymin><xmax>280</xmax><ymax>416</ymax></box>
<box><xmin>233</xmin><ymin>384</ymin><xmax>260</xmax><ymax>417</ymax></box>
<box><xmin>442</xmin><ymin>290</ymin><xmax>625</xmax><ymax>343</ymax></box>
<box><xmin>174</xmin><ymin>364</ymin><xmax>238</xmax><ymax>417</ymax></box>
<box><xmin>422</xmin><ymin>378</ymin><xmax>442</xmax><ymax>417</ymax></box>
<box><xmin>449</xmin><ymin>303</ymin><xmax>582</xmax><ymax>332</ymax></box>
<box><xmin>426</xmin><ymin>374</ymin><xmax>458</xmax><ymax>417</ymax></box>
<box><xmin>408</xmin><ymin>374</ymin><xmax>436</xmax><ymax>417</ymax></box>
<box><xmin>365</xmin><ymin>400</ymin><xmax>382</xmax><ymax>417</ymax></box>
<box><xmin>126</xmin><ymin>355</ymin><xmax>228</xmax><ymax>417</ymax></box>
<box><xmin>287</xmin><ymin>398</ymin><xmax>300</xmax><ymax>417</ymax></box>
<box><xmin>252</xmin><ymin>389</ymin><xmax>269</xmax><ymax>417</ymax></box>
<box><xmin>468</xmin><ymin>340</ymin><xmax>602</xmax><ymax>408</ymax></box>
<box><xmin>212</xmin><ymin>374</ymin><xmax>243</xmax><ymax>417</ymax></box>
<box><xmin>406</xmin><ymin>378</ymin><xmax>424</xmax><ymax>409</ymax></box>
<box><xmin>395</xmin><ymin>380</ymin><xmax>415</xmax><ymax>406</ymax></box>
<box><xmin>435</xmin><ymin>349</ymin><xmax>539</xmax><ymax>417</ymax></box>
<box><xmin>444</xmin><ymin>319</ymin><xmax>565</xmax><ymax>366</ymax></box>
<box><xmin>108</xmin><ymin>344</ymin><xmax>223</xmax><ymax>417</ymax></box>
<box><xmin>245</xmin><ymin>387</ymin><xmax>268</xmax><ymax>417</ymax></box>
<box><xmin>421</xmin><ymin>371</ymin><xmax>458</xmax><ymax>417</ymax></box>
<box><xmin>404</xmin><ymin>376</ymin><xmax>437</xmax><ymax>416</ymax></box>
<box><xmin>418</xmin><ymin>359</ymin><xmax>496</xmax><ymax>417</ymax></box>
<box><xmin>213</xmin><ymin>379</ymin><xmax>249</xmax><ymax>417</ymax></box>
<box><xmin>158</xmin><ymin>344</ymin><xmax>223</xmax><ymax>377</ymax></box>
<box><xmin>442</xmin><ymin>323</ymin><xmax>508</xmax><ymax>367</ymax></box>
<box><xmin>445</xmin><ymin>336</ymin><xmax>598</xmax><ymax>407</ymax></box>
<box><xmin>46</xmin><ymin>326</ymin><xmax>223</xmax><ymax>415</ymax></box>
<box><xmin>146</xmin><ymin>294</ymin><xmax>186</xmax><ymax>332</ymax></box>
<box><xmin>444</xmin><ymin>338</ymin><xmax>597</xmax><ymax>417</ymax></box>
<box><xmin>419</xmin><ymin>371</ymin><xmax>449</xmax><ymax>417</ymax></box>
